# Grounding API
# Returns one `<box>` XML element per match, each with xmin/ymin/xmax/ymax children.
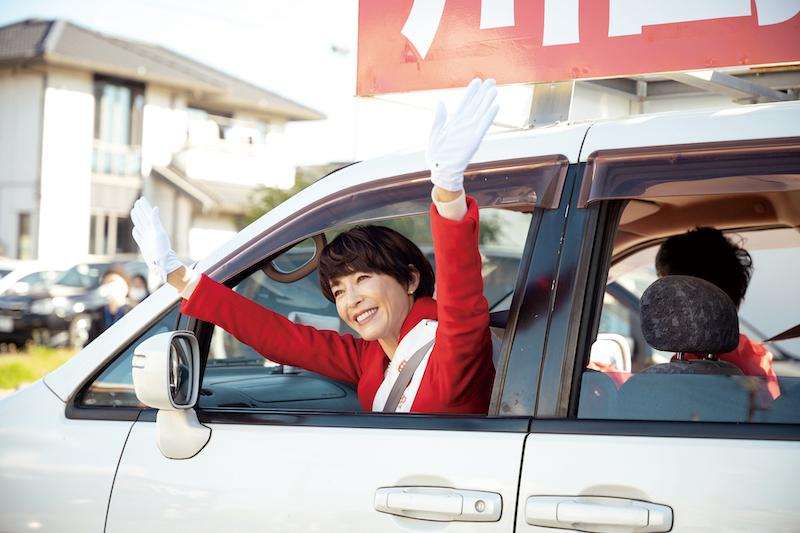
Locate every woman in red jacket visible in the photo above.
<box><xmin>131</xmin><ymin>79</ymin><xmax>500</xmax><ymax>414</ymax></box>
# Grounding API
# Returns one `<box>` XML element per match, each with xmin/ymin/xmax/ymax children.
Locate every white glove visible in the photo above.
<box><xmin>130</xmin><ymin>197</ymin><xmax>183</xmax><ymax>284</ymax></box>
<box><xmin>426</xmin><ymin>78</ymin><xmax>500</xmax><ymax>192</ymax></box>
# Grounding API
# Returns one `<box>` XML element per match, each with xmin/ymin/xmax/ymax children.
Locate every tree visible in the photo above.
<box><xmin>243</xmin><ymin>165</ymin><xmax>502</xmax><ymax>245</ymax></box>
<box><xmin>242</xmin><ymin>165</ymin><xmax>346</xmax><ymax>227</ymax></box>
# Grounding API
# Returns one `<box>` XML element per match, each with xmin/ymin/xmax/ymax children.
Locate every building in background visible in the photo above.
<box><xmin>0</xmin><ymin>19</ymin><xmax>325</xmax><ymax>262</ymax></box>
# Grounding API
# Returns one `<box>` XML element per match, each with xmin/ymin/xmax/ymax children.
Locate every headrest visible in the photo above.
<box><xmin>639</xmin><ymin>275</ymin><xmax>739</xmax><ymax>354</ymax></box>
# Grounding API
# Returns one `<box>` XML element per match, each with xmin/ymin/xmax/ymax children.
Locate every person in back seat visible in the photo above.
<box><xmin>655</xmin><ymin>227</ymin><xmax>779</xmax><ymax>398</ymax></box>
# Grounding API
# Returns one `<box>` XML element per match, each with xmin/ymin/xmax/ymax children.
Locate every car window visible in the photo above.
<box><xmin>79</xmin><ymin>304</ymin><xmax>181</xmax><ymax>409</ymax></box>
<box><xmin>0</xmin><ymin>269</ymin><xmax>64</xmax><ymax>296</ymax></box>
<box><xmin>19</xmin><ymin>270</ymin><xmax>61</xmax><ymax>288</ymax></box>
<box><xmin>54</xmin><ymin>263</ymin><xmax>107</xmax><ymax>289</ymax></box>
<box><xmin>582</xmin><ymin>225</ymin><xmax>800</xmax><ymax>424</ymax></box>
<box><xmin>199</xmin><ymin>208</ymin><xmax>531</xmax><ymax>412</ymax></box>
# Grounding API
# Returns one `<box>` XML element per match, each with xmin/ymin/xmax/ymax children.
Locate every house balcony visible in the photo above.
<box><xmin>92</xmin><ymin>140</ymin><xmax>142</xmax><ymax>177</ymax></box>
<box><xmin>171</xmin><ymin>115</ymin><xmax>295</xmax><ymax>190</ymax></box>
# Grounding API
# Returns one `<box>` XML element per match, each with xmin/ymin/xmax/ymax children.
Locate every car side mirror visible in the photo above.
<box><xmin>132</xmin><ymin>331</ymin><xmax>201</xmax><ymax>410</ymax></box>
<box><xmin>590</xmin><ymin>333</ymin><xmax>632</xmax><ymax>373</ymax></box>
<box><xmin>132</xmin><ymin>331</ymin><xmax>211</xmax><ymax>459</ymax></box>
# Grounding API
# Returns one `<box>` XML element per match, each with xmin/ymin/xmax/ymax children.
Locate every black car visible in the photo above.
<box><xmin>0</xmin><ymin>261</ymin><xmax>148</xmax><ymax>349</ymax></box>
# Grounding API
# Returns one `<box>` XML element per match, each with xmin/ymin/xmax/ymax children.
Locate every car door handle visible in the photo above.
<box><xmin>526</xmin><ymin>496</ymin><xmax>672</xmax><ymax>532</ymax></box>
<box><xmin>375</xmin><ymin>487</ymin><xmax>501</xmax><ymax>522</ymax></box>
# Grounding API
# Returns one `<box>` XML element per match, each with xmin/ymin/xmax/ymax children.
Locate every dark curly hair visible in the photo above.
<box><xmin>655</xmin><ymin>227</ymin><xmax>754</xmax><ymax>308</ymax></box>
<box><xmin>318</xmin><ymin>225</ymin><xmax>435</xmax><ymax>303</ymax></box>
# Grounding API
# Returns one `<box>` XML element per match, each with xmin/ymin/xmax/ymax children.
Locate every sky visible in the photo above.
<box><xmin>0</xmin><ymin>0</ymin><xmax>440</xmax><ymax>166</ymax></box>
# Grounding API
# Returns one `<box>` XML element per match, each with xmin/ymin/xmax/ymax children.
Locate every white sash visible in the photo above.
<box><xmin>372</xmin><ymin>320</ymin><xmax>437</xmax><ymax>412</ymax></box>
<box><xmin>371</xmin><ymin>320</ymin><xmax>502</xmax><ymax>412</ymax></box>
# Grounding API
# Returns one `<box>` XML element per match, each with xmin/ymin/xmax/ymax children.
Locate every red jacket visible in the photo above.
<box><xmin>588</xmin><ymin>335</ymin><xmax>779</xmax><ymax>399</ymax></box>
<box><xmin>181</xmin><ymin>197</ymin><xmax>494</xmax><ymax>414</ymax></box>
<box><xmin>685</xmin><ymin>334</ymin><xmax>780</xmax><ymax>399</ymax></box>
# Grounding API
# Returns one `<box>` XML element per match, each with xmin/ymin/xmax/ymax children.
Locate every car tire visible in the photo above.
<box><xmin>69</xmin><ymin>314</ymin><xmax>91</xmax><ymax>351</ymax></box>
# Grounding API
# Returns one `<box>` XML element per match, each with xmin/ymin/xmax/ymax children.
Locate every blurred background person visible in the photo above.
<box><xmin>129</xmin><ymin>274</ymin><xmax>150</xmax><ymax>305</ymax></box>
<box><xmin>86</xmin><ymin>263</ymin><xmax>131</xmax><ymax>346</ymax></box>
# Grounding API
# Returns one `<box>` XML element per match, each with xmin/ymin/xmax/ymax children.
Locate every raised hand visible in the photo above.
<box><xmin>426</xmin><ymin>78</ymin><xmax>500</xmax><ymax>192</ymax></box>
<box><xmin>130</xmin><ymin>197</ymin><xmax>183</xmax><ymax>284</ymax></box>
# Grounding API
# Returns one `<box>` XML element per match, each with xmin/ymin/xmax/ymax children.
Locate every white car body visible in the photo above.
<box><xmin>1</xmin><ymin>101</ymin><xmax>799</xmax><ymax>532</ymax></box>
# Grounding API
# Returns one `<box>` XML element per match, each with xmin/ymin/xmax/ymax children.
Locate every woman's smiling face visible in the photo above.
<box><xmin>331</xmin><ymin>269</ymin><xmax>419</xmax><ymax>356</ymax></box>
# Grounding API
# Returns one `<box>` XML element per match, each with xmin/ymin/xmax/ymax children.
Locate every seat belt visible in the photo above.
<box><xmin>382</xmin><ymin>338</ymin><xmax>436</xmax><ymax>412</ymax></box>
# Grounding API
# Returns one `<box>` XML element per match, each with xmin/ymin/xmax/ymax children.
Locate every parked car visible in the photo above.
<box><xmin>0</xmin><ymin>261</ymin><xmax>72</xmax><ymax>345</ymax></box>
<box><xmin>0</xmin><ymin>261</ymin><xmax>70</xmax><ymax>297</ymax></box>
<box><xmin>1</xmin><ymin>102</ymin><xmax>799</xmax><ymax>532</ymax></box>
<box><xmin>0</xmin><ymin>260</ymin><xmax>149</xmax><ymax>348</ymax></box>
<box><xmin>0</xmin><ymin>262</ymin><xmax>15</xmax><ymax>279</ymax></box>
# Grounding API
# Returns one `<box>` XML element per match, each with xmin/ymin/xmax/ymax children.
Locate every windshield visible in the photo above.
<box><xmin>53</xmin><ymin>263</ymin><xmax>107</xmax><ymax>289</ymax></box>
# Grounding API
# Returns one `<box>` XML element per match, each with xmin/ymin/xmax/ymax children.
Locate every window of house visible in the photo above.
<box><xmin>186</xmin><ymin>107</ymin><xmax>234</xmax><ymax>145</ymax></box>
<box><xmin>88</xmin><ymin>214</ymin><xmax>97</xmax><ymax>255</ymax></box>
<box><xmin>115</xmin><ymin>216</ymin><xmax>135</xmax><ymax>255</ymax></box>
<box><xmin>92</xmin><ymin>77</ymin><xmax>144</xmax><ymax>176</ymax></box>
<box><xmin>89</xmin><ymin>213</ymin><xmax>137</xmax><ymax>256</ymax></box>
<box><xmin>17</xmin><ymin>213</ymin><xmax>31</xmax><ymax>260</ymax></box>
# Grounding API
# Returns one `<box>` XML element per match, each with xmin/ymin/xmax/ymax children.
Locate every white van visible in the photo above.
<box><xmin>1</xmin><ymin>101</ymin><xmax>799</xmax><ymax>532</ymax></box>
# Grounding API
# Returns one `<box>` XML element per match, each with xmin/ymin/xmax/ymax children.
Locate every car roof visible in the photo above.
<box><xmin>581</xmin><ymin>100</ymin><xmax>800</xmax><ymax>157</ymax></box>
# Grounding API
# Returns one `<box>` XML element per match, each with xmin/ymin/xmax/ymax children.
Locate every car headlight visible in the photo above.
<box><xmin>50</xmin><ymin>297</ymin><xmax>69</xmax><ymax>318</ymax></box>
<box><xmin>30</xmin><ymin>298</ymin><xmax>54</xmax><ymax>315</ymax></box>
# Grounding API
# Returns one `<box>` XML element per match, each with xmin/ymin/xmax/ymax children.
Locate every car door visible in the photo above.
<box><xmin>513</xmin><ymin>109</ymin><xmax>800</xmax><ymax>532</ymax></box>
<box><xmin>101</xmin><ymin>152</ymin><xmax>576</xmax><ymax>532</ymax></box>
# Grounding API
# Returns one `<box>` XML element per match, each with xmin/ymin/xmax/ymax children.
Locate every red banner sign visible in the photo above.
<box><xmin>357</xmin><ymin>0</ymin><xmax>800</xmax><ymax>95</ymax></box>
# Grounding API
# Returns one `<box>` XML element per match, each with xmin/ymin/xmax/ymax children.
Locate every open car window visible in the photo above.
<box><xmin>573</xmin><ymin>136</ymin><xmax>800</xmax><ymax>424</ymax></box>
<box><xmin>199</xmin><ymin>208</ymin><xmax>531</xmax><ymax>412</ymax></box>
<box><xmin>581</xmin><ymin>218</ymin><xmax>800</xmax><ymax>424</ymax></box>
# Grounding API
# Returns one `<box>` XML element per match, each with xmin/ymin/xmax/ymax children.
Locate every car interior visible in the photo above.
<box><xmin>579</xmin><ymin>138</ymin><xmax>800</xmax><ymax>423</ymax></box>
<box><xmin>197</xmin><ymin>207</ymin><xmax>531</xmax><ymax>411</ymax></box>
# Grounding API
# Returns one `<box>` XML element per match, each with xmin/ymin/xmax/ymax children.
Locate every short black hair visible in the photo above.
<box><xmin>318</xmin><ymin>225</ymin><xmax>434</xmax><ymax>303</ymax></box>
<box><xmin>655</xmin><ymin>227</ymin><xmax>753</xmax><ymax>308</ymax></box>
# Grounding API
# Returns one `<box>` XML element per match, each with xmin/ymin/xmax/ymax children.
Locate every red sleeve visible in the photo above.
<box><xmin>733</xmin><ymin>335</ymin><xmax>780</xmax><ymax>400</ymax></box>
<box><xmin>586</xmin><ymin>360</ymin><xmax>634</xmax><ymax>389</ymax></box>
<box><xmin>180</xmin><ymin>274</ymin><xmax>366</xmax><ymax>384</ymax></box>
<box><xmin>426</xmin><ymin>196</ymin><xmax>494</xmax><ymax>406</ymax></box>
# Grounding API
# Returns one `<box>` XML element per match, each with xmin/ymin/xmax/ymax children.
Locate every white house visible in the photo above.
<box><xmin>0</xmin><ymin>18</ymin><xmax>325</xmax><ymax>262</ymax></box>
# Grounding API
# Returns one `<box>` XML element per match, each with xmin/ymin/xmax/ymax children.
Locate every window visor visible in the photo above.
<box><xmin>579</xmin><ymin>138</ymin><xmax>800</xmax><ymax>208</ymax></box>
<box><xmin>212</xmin><ymin>155</ymin><xmax>569</xmax><ymax>282</ymax></box>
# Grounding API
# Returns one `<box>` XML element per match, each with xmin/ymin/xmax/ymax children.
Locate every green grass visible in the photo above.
<box><xmin>0</xmin><ymin>345</ymin><xmax>76</xmax><ymax>390</ymax></box>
